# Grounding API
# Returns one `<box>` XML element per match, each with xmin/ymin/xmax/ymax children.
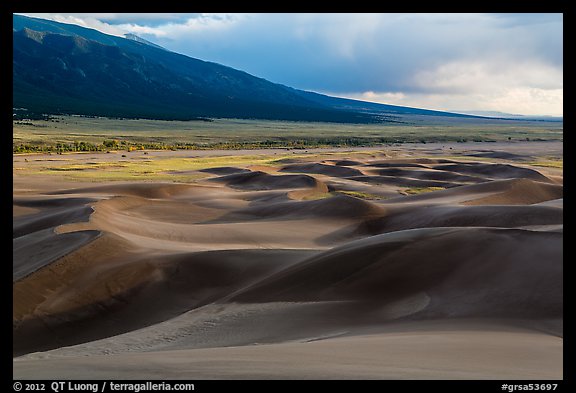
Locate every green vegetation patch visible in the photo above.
<box><xmin>334</xmin><ymin>190</ymin><xmax>382</xmax><ymax>200</ymax></box>
<box><xmin>13</xmin><ymin>116</ymin><xmax>563</xmax><ymax>154</ymax></box>
<box><xmin>301</xmin><ymin>192</ymin><xmax>334</xmax><ymax>201</ymax></box>
<box><xmin>527</xmin><ymin>159</ymin><xmax>563</xmax><ymax>169</ymax></box>
<box><xmin>22</xmin><ymin>153</ymin><xmax>303</xmax><ymax>182</ymax></box>
<box><xmin>400</xmin><ymin>187</ymin><xmax>445</xmax><ymax>195</ymax></box>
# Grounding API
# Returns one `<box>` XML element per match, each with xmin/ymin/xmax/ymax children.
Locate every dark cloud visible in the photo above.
<box><xmin>136</xmin><ymin>13</ymin><xmax>562</xmax><ymax>95</ymax></box>
<box><xmin>16</xmin><ymin>13</ymin><xmax>563</xmax><ymax>115</ymax></box>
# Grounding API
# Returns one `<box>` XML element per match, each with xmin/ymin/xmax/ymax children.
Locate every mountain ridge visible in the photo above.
<box><xmin>13</xmin><ymin>14</ymin><xmax>484</xmax><ymax>123</ymax></box>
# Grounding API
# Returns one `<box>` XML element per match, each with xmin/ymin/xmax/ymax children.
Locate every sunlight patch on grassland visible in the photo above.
<box><xmin>526</xmin><ymin>159</ymin><xmax>563</xmax><ymax>168</ymax></box>
<box><xmin>400</xmin><ymin>187</ymin><xmax>445</xmax><ymax>195</ymax></box>
<box><xmin>20</xmin><ymin>153</ymin><xmax>341</xmax><ymax>182</ymax></box>
<box><xmin>334</xmin><ymin>190</ymin><xmax>383</xmax><ymax>200</ymax></box>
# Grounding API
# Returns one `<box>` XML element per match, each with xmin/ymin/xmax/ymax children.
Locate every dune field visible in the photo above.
<box><xmin>13</xmin><ymin>141</ymin><xmax>563</xmax><ymax>379</ymax></box>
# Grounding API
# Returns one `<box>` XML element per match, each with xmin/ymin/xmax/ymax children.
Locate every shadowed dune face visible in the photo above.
<box><xmin>13</xmin><ymin>229</ymin><xmax>101</xmax><ymax>281</ymax></box>
<box><xmin>273</xmin><ymin>158</ymin><xmax>557</xmax><ymax>192</ymax></box>
<box><xmin>380</xmin><ymin>178</ymin><xmax>563</xmax><ymax>206</ymax></box>
<box><xmin>13</xmin><ymin>248</ymin><xmax>317</xmax><ymax>356</ymax></box>
<box><xmin>13</xmin><ymin>142</ymin><xmax>563</xmax><ymax>379</ymax></box>
<box><xmin>330</xmin><ymin>159</ymin><xmax>364</xmax><ymax>166</ymax></box>
<box><xmin>13</xmin><ymin>201</ymin><xmax>95</xmax><ymax>239</ymax></box>
<box><xmin>199</xmin><ymin>166</ymin><xmax>252</xmax><ymax>175</ymax></box>
<box><xmin>47</xmin><ymin>182</ymin><xmax>200</xmax><ymax>199</ymax></box>
<box><xmin>466</xmin><ymin>151</ymin><xmax>529</xmax><ymax>160</ymax></box>
<box><xmin>208</xmin><ymin>171</ymin><xmax>320</xmax><ymax>190</ymax></box>
<box><xmin>280</xmin><ymin>162</ymin><xmax>364</xmax><ymax>177</ymax></box>
<box><xmin>231</xmin><ymin>228</ymin><xmax>562</xmax><ymax>319</ymax></box>
<box><xmin>218</xmin><ymin>194</ymin><xmax>386</xmax><ymax>222</ymax></box>
<box><xmin>347</xmin><ymin>175</ymin><xmax>460</xmax><ymax>188</ymax></box>
<box><xmin>365</xmin><ymin>167</ymin><xmax>486</xmax><ymax>183</ymax></box>
<box><xmin>353</xmin><ymin>160</ymin><xmax>553</xmax><ymax>188</ymax></box>
<box><xmin>366</xmin><ymin>158</ymin><xmax>456</xmax><ymax>166</ymax></box>
<box><xmin>316</xmin><ymin>204</ymin><xmax>564</xmax><ymax>243</ymax></box>
<box><xmin>430</xmin><ymin>162</ymin><xmax>551</xmax><ymax>182</ymax></box>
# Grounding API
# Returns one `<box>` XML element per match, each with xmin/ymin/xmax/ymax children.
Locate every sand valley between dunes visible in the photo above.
<box><xmin>13</xmin><ymin>141</ymin><xmax>563</xmax><ymax>379</ymax></box>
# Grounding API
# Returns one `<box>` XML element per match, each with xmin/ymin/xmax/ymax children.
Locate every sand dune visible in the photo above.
<box><xmin>280</xmin><ymin>162</ymin><xmax>364</xmax><ymax>177</ymax></box>
<box><xmin>13</xmin><ymin>196</ymin><xmax>97</xmax><ymax>209</ymax></box>
<box><xmin>231</xmin><ymin>228</ymin><xmax>562</xmax><ymax>320</ymax></box>
<box><xmin>209</xmin><ymin>170</ymin><xmax>320</xmax><ymax>190</ymax></box>
<box><xmin>461</xmin><ymin>178</ymin><xmax>563</xmax><ymax>205</ymax></box>
<box><xmin>537</xmin><ymin>198</ymin><xmax>563</xmax><ymax>208</ymax></box>
<box><xmin>381</xmin><ymin>178</ymin><xmax>562</xmax><ymax>206</ymax></box>
<box><xmin>365</xmin><ymin>167</ymin><xmax>486</xmax><ymax>183</ymax></box>
<box><xmin>199</xmin><ymin>166</ymin><xmax>252</xmax><ymax>175</ymax></box>
<box><xmin>13</xmin><ymin>326</ymin><xmax>562</xmax><ymax>380</ymax></box>
<box><xmin>365</xmin><ymin>162</ymin><xmax>430</xmax><ymax>168</ymax></box>
<box><xmin>347</xmin><ymin>175</ymin><xmax>459</xmax><ymax>188</ymax></box>
<box><xmin>219</xmin><ymin>194</ymin><xmax>385</xmax><ymax>221</ymax></box>
<box><xmin>366</xmin><ymin>158</ymin><xmax>455</xmax><ymax>166</ymax></box>
<box><xmin>13</xmin><ymin>204</ymin><xmax>94</xmax><ymax>238</ymax></box>
<box><xmin>13</xmin><ymin>142</ymin><xmax>563</xmax><ymax>379</ymax></box>
<box><xmin>48</xmin><ymin>182</ymin><xmax>200</xmax><ymax>199</ymax></box>
<box><xmin>13</xmin><ymin>229</ymin><xmax>100</xmax><ymax>281</ymax></box>
<box><xmin>13</xmin><ymin>249</ymin><xmax>316</xmax><ymax>356</ymax></box>
<box><xmin>466</xmin><ymin>150</ymin><xmax>529</xmax><ymax>160</ymax></box>
<box><xmin>343</xmin><ymin>204</ymin><xmax>564</xmax><ymax>237</ymax></box>
<box><xmin>330</xmin><ymin>159</ymin><xmax>364</xmax><ymax>166</ymax></box>
<box><xmin>431</xmin><ymin>162</ymin><xmax>551</xmax><ymax>182</ymax></box>
<box><xmin>83</xmin><ymin>195</ymin><xmax>352</xmax><ymax>251</ymax></box>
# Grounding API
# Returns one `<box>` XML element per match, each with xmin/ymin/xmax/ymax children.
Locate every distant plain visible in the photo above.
<box><xmin>13</xmin><ymin>115</ymin><xmax>563</xmax><ymax>150</ymax></box>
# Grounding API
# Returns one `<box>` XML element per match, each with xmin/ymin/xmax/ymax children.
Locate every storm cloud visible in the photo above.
<box><xmin>17</xmin><ymin>13</ymin><xmax>563</xmax><ymax>116</ymax></box>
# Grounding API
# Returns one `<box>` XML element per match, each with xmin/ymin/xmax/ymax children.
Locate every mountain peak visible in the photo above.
<box><xmin>124</xmin><ymin>33</ymin><xmax>166</xmax><ymax>51</ymax></box>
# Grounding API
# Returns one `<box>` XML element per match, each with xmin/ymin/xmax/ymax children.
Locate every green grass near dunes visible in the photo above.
<box><xmin>400</xmin><ymin>187</ymin><xmax>446</xmax><ymax>195</ymax></box>
<box><xmin>334</xmin><ymin>190</ymin><xmax>383</xmax><ymax>200</ymax></box>
<box><xmin>299</xmin><ymin>190</ymin><xmax>384</xmax><ymax>201</ymax></box>
<box><xmin>22</xmin><ymin>155</ymin><xmax>268</xmax><ymax>182</ymax></box>
<box><xmin>14</xmin><ymin>116</ymin><xmax>563</xmax><ymax>153</ymax></box>
<box><xmin>526</xmin><ymin>159</ymin><xmax>563</xmax><ymax>168</ymax></box>
<box><xmin>17</xmin><ymin>152</ymin><xmax>336</xmax><ymax>182</ymax></box>
<box><xmin>300</xmin><ymin>192</ymin><xmax>333</xmax><ymax>201</ymax></box>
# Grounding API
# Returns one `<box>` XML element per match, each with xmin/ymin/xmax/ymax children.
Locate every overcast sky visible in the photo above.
<box><xmin>17</xmin><ymin>13</ymin><xmax>563</xmax><ymax>116</ymax></box>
